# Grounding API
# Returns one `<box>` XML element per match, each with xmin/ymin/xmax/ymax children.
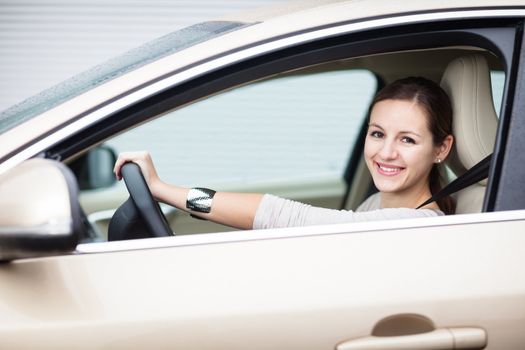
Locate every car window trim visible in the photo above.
<box><xmin>1</xmin><ymin>8</ymin><xmax>524</xmax><ymax>174</ymax></box>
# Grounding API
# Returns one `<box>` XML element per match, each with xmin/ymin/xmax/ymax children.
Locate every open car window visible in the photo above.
<box><xmin>74</xmin><ymin>47</ymin><xmax>509</xmax><ymax>242</ymax></box>
<box><xmin>62</xmin><ymin>19</ymin><xmax>513</xmax><ymax>243</ymax></box>
<box><xmin>80</xmin><ymin>68</ymin><xmax>377</xmax><ymax>239</ymax></box>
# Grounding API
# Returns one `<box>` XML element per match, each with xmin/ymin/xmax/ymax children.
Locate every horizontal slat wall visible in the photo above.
<box><xmin>0</xmin><ymin>0</ymin><xmax>286</xmax><ymax>112</ymax></box>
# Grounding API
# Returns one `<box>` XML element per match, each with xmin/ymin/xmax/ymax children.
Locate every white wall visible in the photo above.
<box><xmin>0</xmin><ymin>0</ymin><xmax>287</xmax><ymax>112</ymax></box>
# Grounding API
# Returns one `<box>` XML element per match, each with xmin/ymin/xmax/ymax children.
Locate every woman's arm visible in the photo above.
<box><xmin>154</xmin><ymin>181</ymin><xmax>263</xmax><ymax>229</ymax></box>
<box><xmin>113</xmin><ymin>151</ymin><xmax>263</xmax><ymax>230</ymax></box>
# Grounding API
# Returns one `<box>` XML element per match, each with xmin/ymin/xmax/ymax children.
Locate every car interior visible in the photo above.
<box><xmin>440</xmin><ymin>53</ymin><xmax>498</xmax><ymax>214</ymax></box>
<box><xmin>63</xmin><ymin>45</ymin><xmax>504</xmax><ymax>242</ymax></box>
<box><xmin>305</xmin><ymin>49</ymin><xmax>501</xmax><ymax>215</ymax></box>
<box><xmin>345</xmin><ymin>50</ymin><xmax>500</xmax><ymax>214</ymax></box>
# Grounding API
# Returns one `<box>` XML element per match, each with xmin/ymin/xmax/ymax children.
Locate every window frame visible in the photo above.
<box><xmin>34</xmin><ymin>15</ymin><xmax>522</xmax><ymax>254</ymax></box>
<box><xmin>47</xmin><ymin>20</ymin><xmax>518</xmax><ymax>214</ymax></box>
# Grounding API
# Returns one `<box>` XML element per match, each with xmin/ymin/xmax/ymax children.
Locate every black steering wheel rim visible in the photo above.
<box><xmin>108</xmin><ymin>162</ymin><xmax>172</xmax><ymax>241</ymax></box>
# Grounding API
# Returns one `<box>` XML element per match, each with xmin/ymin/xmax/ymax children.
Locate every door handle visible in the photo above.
<box><xmin>336</xmin><ymin>327</ymin><xmax>487</xmax><ymax>350</ymax></box>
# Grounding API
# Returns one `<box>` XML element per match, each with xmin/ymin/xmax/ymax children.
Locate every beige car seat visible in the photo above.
<box><xmin>440</xmin><ymin>54</ymin><xmax>499</xmax><ymax>214</ymax></box>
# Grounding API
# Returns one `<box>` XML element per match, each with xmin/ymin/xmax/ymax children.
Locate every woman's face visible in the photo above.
<box><xmin>364</xmin><ymin>99</ymin><xmax>444</xmax><ymax>197</ymax></box>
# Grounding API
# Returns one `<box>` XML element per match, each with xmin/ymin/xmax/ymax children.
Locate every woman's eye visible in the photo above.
<box><xmin>370</xmin><ymin>130</ymin><xmax>384</xmax><ymax>138</ymax></box>
<box><xmin>401</xmin><ymin>136</ymin><xmax>416</xmax><ymax>144</ymax></box>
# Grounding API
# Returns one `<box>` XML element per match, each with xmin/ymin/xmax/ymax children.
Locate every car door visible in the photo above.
<box><xmin>1</xmin><ymin>5</ymin><xmax>525</xmax><ymax>350</ymax></box>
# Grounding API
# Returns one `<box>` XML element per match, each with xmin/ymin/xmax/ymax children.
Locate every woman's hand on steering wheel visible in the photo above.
<box><xmin>114</xmin><ymin>151</ymin><xmax>161</xmax><ymax>198</ymax></box>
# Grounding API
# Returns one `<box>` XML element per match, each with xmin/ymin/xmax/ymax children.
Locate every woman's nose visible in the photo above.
<box><xmin>379</xmin><ymin>140</ymin><xmax>398</xmax><ymax>160</ymax></box>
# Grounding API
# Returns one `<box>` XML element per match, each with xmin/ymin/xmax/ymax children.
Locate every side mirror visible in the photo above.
<box><xmin>0</xmin><ymin>159</ymin><xmax>83</xmax><ymax>262</ymax></box>
<box><xmin>68</xmin><ymin>145</ymin><xmax>117</xmax><ymax>191</ymax></box>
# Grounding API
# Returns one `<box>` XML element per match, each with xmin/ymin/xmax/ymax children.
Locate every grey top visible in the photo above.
<box><xmin>252</xmin><ymin>192</ymin><xmax>444</xmax><ymax>229</ymax></box>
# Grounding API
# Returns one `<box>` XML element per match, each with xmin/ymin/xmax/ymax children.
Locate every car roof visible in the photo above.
<box><xmin>220</xmin><ymin>0</ymin><xmax>523</xmax><ymax>23</ymax></box>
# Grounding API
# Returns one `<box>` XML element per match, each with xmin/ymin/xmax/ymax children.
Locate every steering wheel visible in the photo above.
<box><xmin>108</xmin><ymin>162</ymin><xmax>173</xmax><ymax>241</ymax></box>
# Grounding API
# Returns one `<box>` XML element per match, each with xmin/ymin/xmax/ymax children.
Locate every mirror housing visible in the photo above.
<box><xmin>0</xmin><ymin>159</ymin><xmax>83</xmax><ymax>262</ymax></box>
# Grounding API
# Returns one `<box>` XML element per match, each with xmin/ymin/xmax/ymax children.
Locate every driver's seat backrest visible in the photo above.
<box><xmin>440</xmin><ymin>54</ymin><xmax>498</xmax><ymax>214</ymax></box>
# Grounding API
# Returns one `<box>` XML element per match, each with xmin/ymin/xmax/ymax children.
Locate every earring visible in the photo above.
<box><xmin>436</xmin><ymin>158</ymin><xmax>442</xmax><ymax>164</ymax></box>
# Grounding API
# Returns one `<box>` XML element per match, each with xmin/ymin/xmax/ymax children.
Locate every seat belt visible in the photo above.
<box><xmin>416</xmin><ymin>153</ymin><xmax>492</xmax><ymax>209</ymax></box>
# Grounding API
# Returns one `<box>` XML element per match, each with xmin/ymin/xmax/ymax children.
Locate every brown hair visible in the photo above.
<box><xmin>369</xmin><ymin>77</ymin><xmax>455</xmax><ymax>214</ymax></box>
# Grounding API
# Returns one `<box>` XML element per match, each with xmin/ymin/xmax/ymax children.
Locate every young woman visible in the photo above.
<box><xmin>114</xmin><ymin>77</ymin><xmax>454</xmax><ymax>230</ymax></box>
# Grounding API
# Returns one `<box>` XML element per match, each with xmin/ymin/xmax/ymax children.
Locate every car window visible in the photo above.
<box><xmin>491</xmin><ymin>70</ymin><xmax>505</xmax><ymax>117</ymax></box>
<box><xmin>106</xmin><ymin>69</ymin><xmax>376</xmax><ymax>190</ymax></box>
<box><xmin>79</xmin><ymin>69</ymin><xmax>376</xmax><ymax>238</ymax></box>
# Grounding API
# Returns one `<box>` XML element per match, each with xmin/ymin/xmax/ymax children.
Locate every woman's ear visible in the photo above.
<box><xmin>435</xmin><ymin>135</ymin><xmax>454</xmax><ymax>162</ymax></box>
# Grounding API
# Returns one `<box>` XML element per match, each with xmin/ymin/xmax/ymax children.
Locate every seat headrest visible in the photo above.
<box><xmin>440</xmin><ymin>54</ymin><xmax>498</xmax><ymax>176</ymax></box>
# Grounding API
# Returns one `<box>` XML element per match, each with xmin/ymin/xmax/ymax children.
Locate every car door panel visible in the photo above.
<box><xmin>1</xmin><ymin>212</ymin><xmax>523</xmax><ymax>349</ymax></box>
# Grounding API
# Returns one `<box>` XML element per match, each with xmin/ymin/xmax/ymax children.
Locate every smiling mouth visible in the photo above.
<box><xmin>375</xmin><ymin>162</ymin><xmax>405</xmax><ymax>176</ymax></box>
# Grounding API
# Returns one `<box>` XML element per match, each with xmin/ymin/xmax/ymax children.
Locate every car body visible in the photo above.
<box><xmin>0</xmin><ymin>0</ymin><xmax>524</xmax><ymax>349</ymax></box>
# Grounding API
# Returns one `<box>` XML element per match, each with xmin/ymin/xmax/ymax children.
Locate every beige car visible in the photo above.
<box><xmin>0</xmin><ymin>0</ymin><xmax>524</xmax><ymax>349</ymax></box>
